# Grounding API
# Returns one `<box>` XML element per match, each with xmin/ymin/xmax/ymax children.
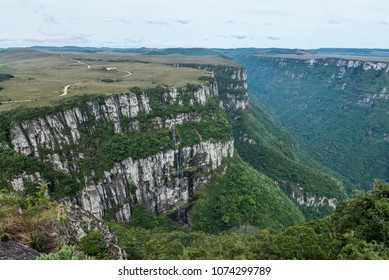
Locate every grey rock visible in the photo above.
<box><xmin>0</xmin><ymin>241</ymin><xmax>40</xmax><ymax>260</ymax></box>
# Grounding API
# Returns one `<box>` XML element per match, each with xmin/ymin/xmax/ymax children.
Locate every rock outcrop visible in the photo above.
<box><xmin>0</xmin><ymin>241</ymin><xmax>40</xmax><ymax>260</ymax></box>
<box><xmin>171</xmin><ymin>64</ymin><xmax>250</xmax><ymax>111</ymax></box>
<box><xmin>80</xmin><ymin>140</ymin><xmax>234</xmax><ymax>222</ymax></box>
<box><xmin>9</xmin><ymin>172</ymin><xmax>43</xmax><ymax>191</ymax></box>
<box><xmin>65</xmin><ymin>205</ymin><xmax>126</xmax><ymax>259</ymax></box>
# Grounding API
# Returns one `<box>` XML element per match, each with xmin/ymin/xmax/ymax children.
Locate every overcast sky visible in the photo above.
<box><xmin>1</xmin><ymin>0</ymin><xmax>389</xmax><ymax>49</ymax></box>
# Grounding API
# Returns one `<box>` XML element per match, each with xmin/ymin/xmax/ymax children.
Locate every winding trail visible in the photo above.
<box><xmin>121</xmin><ymin>70</ymin><xmax>132</xmax><ymax>77</ymax></box>
<box><xmin>61</xmin><ymin>54</ymin><xmax>91</xmax><ymax>69</ymax></box>
<box><xmin>106</xmin><ymin>67</ymin><xmax>132</xmax><ymax>77</ymax></box>
<box><xmin>61</xmin><ymin>82</ymin><xmax>82</xmax><ymax>96</ymax></box>
<box><xmin>61</xmin><ymin>54</ymin><xmax>132</xmax><ymax>76</ymax></box>
<box><xmin>58</xmin><ymin>54</ymin><xmax>132</xmax><ymax>97</ymax></box>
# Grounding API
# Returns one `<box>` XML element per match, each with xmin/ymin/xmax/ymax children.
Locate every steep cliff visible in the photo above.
<box><xmin>80</xmin><ymin>140</ymin><xmax>233</xmax><ymax>222</ymax></box>
<box><xmin>171</xmin><ymin>64</ymin><xmax>250</xmax><ymax>112</ymax></box>
<box><xmin>2</xmin><ymin>80</ymin><xmax>236</xmax><ymax>223</ymax></box>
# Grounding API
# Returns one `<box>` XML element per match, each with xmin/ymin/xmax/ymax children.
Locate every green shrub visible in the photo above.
<box><xmin>38</xmin><ymin>245</ymin><xmax>95</xmax><ymax>260</ymax></box>
<box><xmin>128</xmin><ymin>205</ymin><xmax>176</xmax><ymax>230</ymax></box>
<box><xmin>78</xmin><ymin>230</ymin><xmax>109</xmax><ymax>259</ymax></box>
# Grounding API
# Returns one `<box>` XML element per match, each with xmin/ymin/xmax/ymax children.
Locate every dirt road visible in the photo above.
<box><xmin>61</xmin><ymin>82</ymin><xmax>82</xmax><ymax>96</ymax></box>
<box><xmin>61</xmin><ymin>54</ymin><xmax>91</xmax><ymax>69</ymax></box>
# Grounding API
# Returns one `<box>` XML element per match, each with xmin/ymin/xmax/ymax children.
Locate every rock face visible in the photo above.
<box><xmin>289</xmin><ymin>189</ymin><xmax>337</xmax><ymax>210</ymax></box>
<box><xmin>225</xmin><ymin>92</ymin><xmax>249</xmax><ymax>110</ymax></box>
<box><xmin>171</xmin><ymin>64</ymin><xmax>250</xmax><ymax>112</ymax></box>
<box><xmin>0</xmin><ymin>241</ymin><xmax>40</xmax><ymax>260</ymax></box>
<box><xmin>282</xmin><ymin>182</ymin><xmax>338</xmax><ymax>211</ymax></box>
<box><xmin>11</xmin><ymin>92</ymin><xmax>152</xmax><ymax>157</ymax></box>
<box><xmin>8</xmin><ymin>81</ymin><xmax>234</xmax><ymax>223</ymax></box>
<box><xmin>65</xmin><ymin>205</ymin><xmax>126</xmax><ymax>259</ymax></box>
<box><xmin>9</xmin><ymin>172</ymin><xmax>43</xmax><ymax>191</ymax></box>
<box><xmin>11</xmin><ymin>85</ymin><xmax>219</xmax><ymax>158</ymax></box>
<box><xmin>80</xmin><ymin>140</ymin><xmax>234</xmax><ymax>222</ymax></box>
<box><xmin>222</xmin><ymin>68</ymin><xmax>249</xmax><ymax>111</ymax></box>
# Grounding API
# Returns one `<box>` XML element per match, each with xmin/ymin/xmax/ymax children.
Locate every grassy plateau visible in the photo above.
<box><xmin>0</xmin><ymin>49</ymin><xmax>234</xmax><ymax>111</ymax></box>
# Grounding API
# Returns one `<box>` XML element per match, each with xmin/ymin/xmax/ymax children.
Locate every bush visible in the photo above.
<box><xmin>38</xmin><ymin>245</ymin><xmax>95</xmax><ymax>260</ymax></box>
<box><xmin>78</xmin><ymin>230</ymin><xmax>109</xmax><ymax>259</ymax></box>
<box><xmin>0</xmin><ymin>185</ymin><xmax>61</xmax><ymax>252</ymax></box>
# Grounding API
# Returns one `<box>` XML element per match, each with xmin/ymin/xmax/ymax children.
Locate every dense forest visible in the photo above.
<box><xmin>233</xmin><ymin>54</ymin><xmax>389</xmax><ymax>193</ymax></box>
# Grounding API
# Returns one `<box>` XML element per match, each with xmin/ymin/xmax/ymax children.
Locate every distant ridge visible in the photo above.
<box><xmin>30</xmin><ymin>46</ymin><xmax>224</xmax><ymax>56</ymax></box>
<box><xmin>314</xmin><ymin>48</ymin><xmax>389</xmax><ymax>56</ymax></box>
<box><xmin>0</xmin><ymin>46</ymin><xmax>382</xmax><ymax>58</ymax></box>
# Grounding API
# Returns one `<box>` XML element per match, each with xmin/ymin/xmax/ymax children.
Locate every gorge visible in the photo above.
<box><xmin>0</xmin><ymin>48</ymin><xmax>388</xmax><ymax>260</ymax></box>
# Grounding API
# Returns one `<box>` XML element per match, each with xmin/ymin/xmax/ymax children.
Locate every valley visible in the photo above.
<box><xmin>233</xmin><ymin>51</ymin><xmax>389</xmax><ymax>193</ymax></box>
<box><xmin>0</xmin><ymin>47</ymin><xmax>388</xmax><ymax>260</ymax></box>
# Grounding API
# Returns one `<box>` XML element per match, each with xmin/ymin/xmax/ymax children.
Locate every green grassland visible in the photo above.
<box><xmin>0</xmin><ymin>49</ymin><xmax>234</xmax><ymax>111</ymax></box>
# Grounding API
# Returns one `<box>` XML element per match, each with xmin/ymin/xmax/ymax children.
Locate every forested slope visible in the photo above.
<box><xmin>234</xmin><ymin>54</ymin><xmax>389</xmax><ymax>193</ymax></box>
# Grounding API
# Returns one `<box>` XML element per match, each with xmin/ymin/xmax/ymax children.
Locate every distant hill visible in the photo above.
<box><xmin>30</xmin><ymin>46</ymin><xmax>224</xmax><ymax>56</ymax></box>
<box><xmin>31</xmin><ymin>45</ymin><xmax>151</xmax><ymax>54</ymax></box>
<box><xmin>315</xmin><ymin>48</ymin><xmax>389</xmax><ymax>56</ymax></box>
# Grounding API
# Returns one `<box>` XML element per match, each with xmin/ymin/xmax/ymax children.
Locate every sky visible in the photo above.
<box><xmin>1</xmin><ymin>0</ymin><xmax>389</xmax><ymax>49</ymax></box>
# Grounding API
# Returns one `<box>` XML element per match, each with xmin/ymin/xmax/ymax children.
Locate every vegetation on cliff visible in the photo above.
<box><xmin>2</xmin><ymin>179</ymin><xmax>387</xmax><ymax>260</ymax></box>
<box><xmin>110</xmin><ymin>180</ymin><xmax>389</xmax><ymax>260</ymax></box>
<box><xmin>191</xmin><ymin>156</ymin><xmax>305</xmax><ymax>233</ymax></box>
<box><xmin>232</xmin><ymin>103</ymin><xmax>346</xmax><ymax>219</ymax></box>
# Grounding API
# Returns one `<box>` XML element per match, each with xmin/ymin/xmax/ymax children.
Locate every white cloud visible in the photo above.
<box><xmin>232</xmin><ymin>35</ymin><xmax>248</xmax><ymax>40</ymax></box>
<box><xmin>145</xmin><ymin>20</ymin><xmax>170</xmax><ymax>25</ymax></box>
<box><xmin>119</xmin><ymin>19</ymin><xmax>132</xmax><ymax>25</ymax></box>
<box><xmin>328</xmin><ymin>19</ymin><xmax>340</xmax><ymax>25</ymax></box>
<box><xmin>1</xmin><ymin>0</ymin><xmax>389</xmax><ymax>48</ymax></box>
<box><xmin>267</xmin><ymin>36</ymin><xmax>281</xmax><ymax>41</ymax></box>
<box><xmin>43</xmin><ymin>15</ymin><xmax>58</xmax><ymax>25</ymax></box>
<box><xmin>175</xmin><ymin>20</ymin><xmax>189</xmax><ymax>24</ymax></box>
